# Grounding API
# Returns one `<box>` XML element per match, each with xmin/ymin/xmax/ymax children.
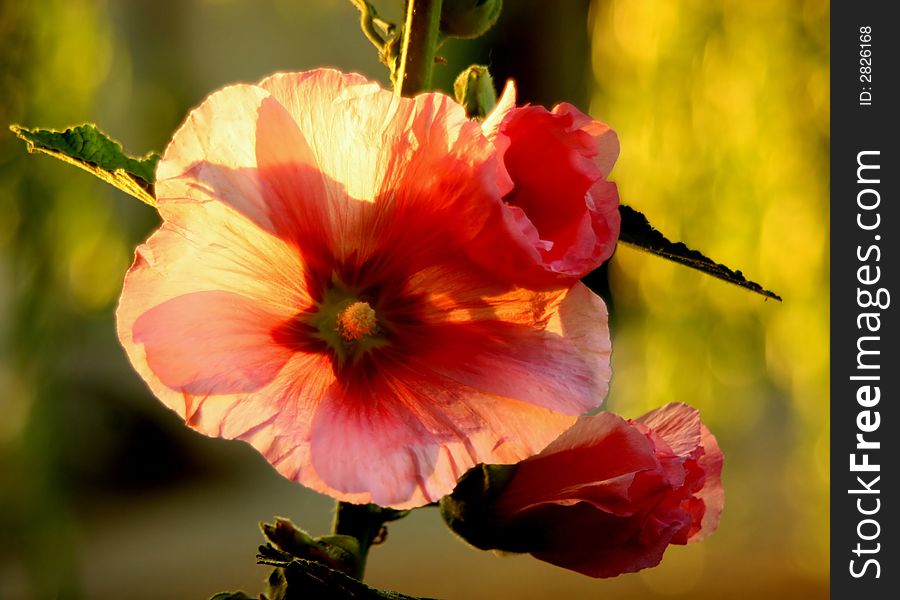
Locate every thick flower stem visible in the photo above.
<box><xmin>332</xmin><ymin>501</ymin><xmax>408</xmax><ymax>580</ymax></box>
<box><xmin>395</xmin><ymin>0</ymin><xmax>443</xmax><ymax>95</ymax></box>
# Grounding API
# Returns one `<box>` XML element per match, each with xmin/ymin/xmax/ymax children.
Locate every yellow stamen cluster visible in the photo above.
<box><xmin>336</xmin><ymin>301</ymin><xmax>377</xmax><ymax>341</ymax></box>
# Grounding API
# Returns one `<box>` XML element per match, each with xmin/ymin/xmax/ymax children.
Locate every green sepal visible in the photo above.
<box><xmin>10</xmin><ymin>123</ymin><xmax>158</xmax><ymax>206</ymax></box>
<box><xmin>439</xmin><ymin>463</ymin><xmax>534</xmax><ymax>553</ymax></box>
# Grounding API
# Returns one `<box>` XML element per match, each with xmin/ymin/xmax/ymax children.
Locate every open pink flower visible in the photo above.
<box><xmin>471</xmin><ymin>81</ymin><xmax>621</xmax><ymax>287</ymax></box>
<box><xmin>116</xmin><ymin>69</ymin><xmax>612</xmax><ymax>509</ymax></box>
<box><xmin>442</xmin><ymin>403</ymin><xmax>723</xmax><ymax>577</ymax></box>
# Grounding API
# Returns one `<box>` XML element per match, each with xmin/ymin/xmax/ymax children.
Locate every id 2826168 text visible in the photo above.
<box><xmin>859</xmin><ymin>26</ymin><xmax>872</xmax><ymax>106</ymax></box>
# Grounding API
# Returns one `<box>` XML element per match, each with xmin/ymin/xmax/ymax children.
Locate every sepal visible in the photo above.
<box><xmin>438</xmin><ymin>463</ymin><xmax>534</xmax><ymax>553</ymax></box>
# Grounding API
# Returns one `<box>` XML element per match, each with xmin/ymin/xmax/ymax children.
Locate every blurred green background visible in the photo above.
<box><xmin>0</xmin><ymin>0</ymin><xmax>828</xmax><ymax>598</ymax></box>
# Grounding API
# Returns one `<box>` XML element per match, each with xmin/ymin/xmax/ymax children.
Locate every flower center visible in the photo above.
<box><xmin>336</xmin><ymin>301</ymin><xmax>377</xmax><ymax>341</ymax></box>
<box><xmin>304</xmin><ymin>283</ymin><xmax>389</xmax><ymax>367</ymax></box>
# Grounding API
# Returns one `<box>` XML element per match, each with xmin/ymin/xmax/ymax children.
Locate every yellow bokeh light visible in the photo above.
<box><xmin>593</xmin><ymin>0</ymin><xmax>828</xmax><ymax>594</ymax></box>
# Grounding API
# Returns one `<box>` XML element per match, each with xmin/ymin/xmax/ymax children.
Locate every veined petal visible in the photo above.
<box><xmin>117</xmin><ymin>195</ymin><xmax>310</xmax><ymax>315</ymax></box>
<box><xmin>116</xmin><ymin>190</ymin><xmax>317</xmax><ymax>435</ymax></box>
<box><xmin>694</xmin><ymin>420</ymin><xmax>725</xmax><ymax>540</ymax></box>
<box><xmin>259</xmin><ymin>70</ymin><xmax>512</xmax><ymax>278</ymax></box>
<box><xmin>309</xmin><ymin>362</ymin><xmax>578</xmax><ymax>508</ymax></box>
<box><xmin>310</xmin><ymin>380</ymin><xmax>441</xmax><ymax>507</ymax></box>
<box><xmin>402</xmin><ymin>280</ymin><xmax>610</xmax><ymax>416</ymax></box>
<box><xmin>153</xmin><ymin>82</ymin><xmax>348</xmax><ymax>288</ymax></box>
<box><xmin>497</xmin><ymin>413</ymin><xmax>658</xmax><ymax>516</ymax></box>
<box><xmin>305</xmin><ymin>282</ymin><xmax>610</xmax><ymax>507</ymax></box>
<box><xmin>258</xmin><ymin>69</ymin><xmax>396</xmax><ymax>204</ymax></box>
<box><xmin>635</xmin><ymin>403</ymin><xmax>725</xmax><ymax>542</ymax></box>
<box><xmin>133</xmin><ymin>291</ymin><xmax>293</xmax><ymax>395</ymax></box>
<box><xmin>155</xmin><ymin>84</ymin><xmax>309</xmax><ymax>236</ymax></box>
<box><xmin>635</xmin><ymin>402</ymin><xmax>703</xmax><ymax>458</ymax></box>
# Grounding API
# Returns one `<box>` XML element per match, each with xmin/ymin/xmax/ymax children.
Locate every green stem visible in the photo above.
<box><xmin>395</xmin><ymin>0</ymin><xmax>443</xmax><ymax>95</ymax></box>
<box><xmin>332</xmin><ymin>502</ymin><xmax>408</xmax><ymax>579</ymax></box>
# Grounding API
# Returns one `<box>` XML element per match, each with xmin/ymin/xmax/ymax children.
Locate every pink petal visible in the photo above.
<box><xmin>694</xmin><ymin>420</ymin><xmax>725</xmax><ymax>541</ymax></box>
<box><xmin>117</xmin><ymin>175</ymin><xmax>319</xmax><ymax>441</ymax></box>
<box><xmin>500</xmin><ymin>107</ymin><xmax>599</xmax><ymax>254</ymax></box>
<box><xmin>552</xmin><ymin>103</ymin><xmax>620</xmax><ymax>178</ymax></box>
<box><xmin>120</xmin><ymin>287</ymin><xmax>334</xmax><ymax>474</ymax></box>
<box><xmin>260</xmin><ymin>69</ymin><xmax>512</xmax><ymax>278</ymax></box>
<box><xmin>309</xmin><ymin>361</ymin><xmax>580</xmax><ymax>508</ymax></box>
<box><xmin>258</xmin><ymin>70</ymin><xmax>394</xmax><ymax>203</ymax></box>
<box><xmin>546</xmin><ymin>282</ymin><xmax>613</xmax><ymax>402</ymax></box>
<box><xmin>404</xmin><ymin>281</ymin><xmax>610</xmax><ymax>416</ymax></box>
<box><xmin>153</xmin><ymin>81</ymin><xmax>342</xmax><ymax>284</ymax></box>
<box><xmin>116</xmin><ymin>194</ymin><xmax>310</xmax><ymax>322</ymax></box>
<box><xmin>304</xmin><ymin>281</ymin><xmax>610</xmax><ymax>508</ymax></box>
<box><xmin>635</xmin><ymin>402</ymin><xmax>703</xmax><ymax>458</ymax></box>
<box><xmin>310</xmin><ymin>379</ymin><xmax>441</xmax><ymax>507</ymax></box>
<box><xmin>155</xmin><ymin>84</ymin><xmax>308</xmax><ymax>236</ymax></box>
<box><xmin>497</xmin><ymin>412</ymin><xmax>659</xmax><ymax>515</ymax></box>
<box><xmin>586</xmin><ymin>177</ymin><xmax>621</xmax><ymax>265</ymax></box>
<box><xmin>636</xmin><ymin>402</ymin><xmax>725</xmax><ymax>542</ymax></box>
<box><xmin>133</xmin><ymin>291</ymin><xmax>292</xmax><ymax>395</ymax></box>
<box><xmin>481</xmin><ymin>79</ymin><xmax>517</xmax><ymax>139</ymax></box>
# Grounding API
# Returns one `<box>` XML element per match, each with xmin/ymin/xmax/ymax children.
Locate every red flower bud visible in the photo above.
<box><xmin>470</xmin><ymin>81</ymin><xmax>622</xmax><ymax>288</ymax></box>
<box><xmin>441</xmin><ymin>403</ymin><xmax>724</xmax><ymax>578</ymax></box>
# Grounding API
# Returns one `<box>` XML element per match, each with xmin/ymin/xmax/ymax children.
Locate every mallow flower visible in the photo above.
<box><xmin>441</xmin><ymin>403</ymin><xmax>724</xmax><ymax>577</ymax></box>
<box><xmin>116</xmin><ymin>69</ymin><xmax>612</xmax><ymax>509</ymax></box>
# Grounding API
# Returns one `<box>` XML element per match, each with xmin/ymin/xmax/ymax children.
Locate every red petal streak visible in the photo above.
<box><xmin>310</xmin><ymin>380</ymin><xmax>439</xmax><ymax>507</ymax></box>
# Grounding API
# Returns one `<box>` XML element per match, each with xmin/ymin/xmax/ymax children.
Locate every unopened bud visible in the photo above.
<box><xmin>454</xmin><ymin>65</ymin><xmax>497</xmax><ymax>119</ymax></box>
<box><xmin>440</xmin><ymin>0</ymin><xmax>503</xmax><ymax>39</ymax></box>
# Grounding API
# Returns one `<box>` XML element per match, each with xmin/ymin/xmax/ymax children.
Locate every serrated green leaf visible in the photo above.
<box><xmin>10</xmin><ymin>123</ymin><xmax>158</xmax><ymax>207</ymax></box>
<box><xmin>617</xmin><ymin>204</ymin><xmax>782</xmax><ymax>301</ymax></box>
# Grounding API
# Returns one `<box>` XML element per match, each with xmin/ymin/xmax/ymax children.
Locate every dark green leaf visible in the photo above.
<box><xmin>10</xmin><ymin>123</ymin><xmax>158</xmax><ymax>206</ymax></box>
<box><xmin>617</xmin><ymin>204</ymin><xmax>782</xmax><ymax>301</ymax></box>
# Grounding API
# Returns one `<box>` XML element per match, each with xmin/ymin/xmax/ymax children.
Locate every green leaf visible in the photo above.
<box><xmin>617</xmin><ymin>204</ymin><xmax>782</xmax><ymax>301</ymax></box>
<box><xmin>10</xmin><ymin>123</ymin><xmax>158</xmax><ymax>207</ymax></box>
